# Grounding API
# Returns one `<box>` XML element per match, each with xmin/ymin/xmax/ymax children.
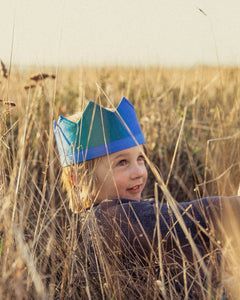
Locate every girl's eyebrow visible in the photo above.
<box><xmin>111</xmin><ymin>150</ymin><xmax>143</xmax><ymax>161</ymax></box>
<box><xmin>111</xmin><ymin>154</ymin><xmax>126</xmax><ymax>161</ymax></box>
<box><xmin>110</xmin><ymin>151</ymin><xmax>131</xmax><ymax>162</ymax></box>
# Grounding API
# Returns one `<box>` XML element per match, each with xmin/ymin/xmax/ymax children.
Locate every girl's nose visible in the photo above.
<box><xmin>130</xmin><ymin>163</ymin><xmax>146</xmax><ymax>179</ymax></box>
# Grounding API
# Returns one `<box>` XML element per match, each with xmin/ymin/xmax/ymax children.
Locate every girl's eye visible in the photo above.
<box><xmin>137</xmin><ymin>155</ymin><xmax>145</xmax><ymax>162</ymax></box>
<box><xmin>117</xmin><ymin>159</ymin><xmax>127</xmax><ymax>166</ymax></box>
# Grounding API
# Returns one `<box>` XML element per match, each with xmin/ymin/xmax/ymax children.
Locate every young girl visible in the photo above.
<box><xmin>54</xmin><ymin>97</ymin><xmax>240</xmax><ymax>298</ymax></box>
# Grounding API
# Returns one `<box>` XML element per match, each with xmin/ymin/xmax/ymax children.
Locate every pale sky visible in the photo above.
<box><xmin>1</xmin><ymin>0</ymin><xmax>240</xmax><ymax>67</ymax></box>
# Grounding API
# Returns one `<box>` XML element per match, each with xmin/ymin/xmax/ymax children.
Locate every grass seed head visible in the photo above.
<box><xmin>30</xmin><ymin>73</ymin><xmax>55</xmax><ymax>82</ymax></box>
<box><xmin>0</xmin><ymin>99</ymin><xmax>16</xmax><ymax>107</ymax></box>
<box><xmin>24</xmin><ymin>84</ymin><xmax>36</xmax><ymax>90</ymax></box>
<box><xmin>0</xmin><ymin>59</ymin><xmax>8</xmax><ymax>78</ymax></box>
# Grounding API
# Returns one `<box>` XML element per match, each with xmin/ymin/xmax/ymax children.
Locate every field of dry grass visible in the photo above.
<box><xmin>1</xmin><ymin>63</ymin><xmax>240</xmax><ymax>299</ymax></box>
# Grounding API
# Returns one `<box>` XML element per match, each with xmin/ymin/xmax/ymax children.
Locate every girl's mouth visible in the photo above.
<box><xmin>127</xmin><ymin>184</ymin><xmax>142</xmax><ymax>193</ymax></box>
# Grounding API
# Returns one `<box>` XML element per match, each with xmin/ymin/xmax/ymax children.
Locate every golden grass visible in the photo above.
<box><xmin>1</xmin><ymin>64</ymin><xmax>240</xmax><ymax>298</ymax></box>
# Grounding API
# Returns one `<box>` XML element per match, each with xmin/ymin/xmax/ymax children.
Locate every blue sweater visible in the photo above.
<box><xmin>91</xmin><ymin>196</ymin><xmax>240</xmax><ymax>261</ymax></box>
<box><xmin>82</xmin><ymin>196</ymin><xmax>240</xmax><ymax>298</ymax></box>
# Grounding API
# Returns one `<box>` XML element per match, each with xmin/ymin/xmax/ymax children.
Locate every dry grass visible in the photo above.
<box><xmin>1</xmin><ymin>64</ymin><xmax>240</xmax><ymax>299</ymax></box>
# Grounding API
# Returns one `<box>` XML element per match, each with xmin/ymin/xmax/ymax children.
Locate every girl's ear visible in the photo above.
<box><xmin>69</xmin><ymin>170</ymin><xmax>78</xmax><ymax>187</ymax></box>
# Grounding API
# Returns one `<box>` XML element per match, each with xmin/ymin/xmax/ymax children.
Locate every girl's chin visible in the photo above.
<box><xmin>122</xmin><ymin>195</ymin><xmax>141</xmax><ymax>201</ymax></box>
<box><xmin>97</xmin><ymin>193</ymin><xmax>141</xmax><ymax>202</ymax></box>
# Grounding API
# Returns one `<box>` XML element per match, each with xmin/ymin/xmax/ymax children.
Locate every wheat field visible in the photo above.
<box><xmin>1</xmin><ymin>64</ymin><xmax>240</xmax><ymax>299</ymax></box>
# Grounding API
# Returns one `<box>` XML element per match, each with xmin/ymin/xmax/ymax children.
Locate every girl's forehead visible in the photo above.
<box><xmin>109</xmin><ymin>145</ymin><xmax>144</xmax><ymax>160</ymax></box>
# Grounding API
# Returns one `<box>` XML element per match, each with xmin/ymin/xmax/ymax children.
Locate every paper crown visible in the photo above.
<box><xmin>53</xmin><ymin>97</ymin><xmax>145</xmax><ymax>167</ymax></box>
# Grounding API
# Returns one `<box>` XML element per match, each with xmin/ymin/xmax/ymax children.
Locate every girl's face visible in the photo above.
<box><xmin>94</xmin><ymin>145</ymin><xmax>148</xmax><ymax>201</ymax></box>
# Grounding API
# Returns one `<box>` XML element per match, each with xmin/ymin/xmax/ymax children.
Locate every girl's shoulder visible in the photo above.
<box><xmin>94</xmin><ymin>198</ymin><xmax>157</xmax><ymax>212</ymax></box>
<box><xmin>92</xmin><ymin>198</ymin><xmax>161</xmax><ymax>224</ymax></box>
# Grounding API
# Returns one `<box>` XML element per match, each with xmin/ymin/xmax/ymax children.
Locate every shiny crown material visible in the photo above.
<box><xmin>53</xmin><ymin>97</ymin><xmax>145</xmax><ymax>167</ymax></box>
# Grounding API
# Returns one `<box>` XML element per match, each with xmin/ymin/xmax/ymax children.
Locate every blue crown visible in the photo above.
<box><xmin>53</xmin><ymin>97</ymin><xmax>145</xmax><ymax>167</ymax></box>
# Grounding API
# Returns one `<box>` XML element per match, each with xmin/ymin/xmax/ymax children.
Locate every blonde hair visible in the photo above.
<box><xmin>61</xmin><ymin>158</ymin><xmax>102</xmax><ymax>212</ymax></box>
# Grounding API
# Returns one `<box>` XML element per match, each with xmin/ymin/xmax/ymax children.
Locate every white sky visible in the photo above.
<box><xmin>1</xmin><ymin>0</ymin><xmax>240</xmax><ymax>67</ymax></box>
